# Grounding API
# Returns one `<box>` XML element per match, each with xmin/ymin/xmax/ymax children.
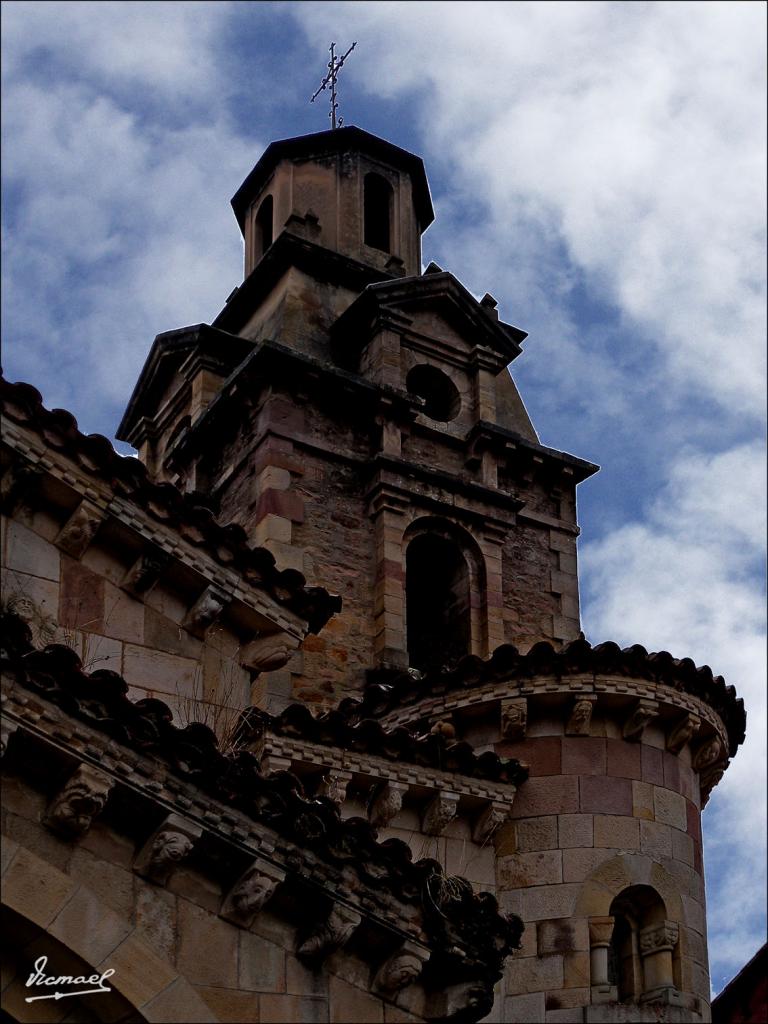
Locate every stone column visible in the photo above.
<box><xmin>639</xmin><ymin>920</ymin><xmax>679</xmax><ymax>1001</ymax></box>
<box><xmin>589</xmin><ymin>916</ymin><xmax>617</xmax><ymax>1003</ymax></box>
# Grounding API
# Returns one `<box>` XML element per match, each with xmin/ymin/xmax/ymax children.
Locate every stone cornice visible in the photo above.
<box><xmin>346</xmin><ymin>637</ymin><xmax>745</xmax><ymax>758</ymax></box>
<box><xmin>0</xmin><ymin>614</ymin><xmax>524</xmax><ymax>1012</ymax></box>
<box><xmin>238</xmin><ymin>703</ymin><xmax>528</xmax><ymax>789</ymax></box>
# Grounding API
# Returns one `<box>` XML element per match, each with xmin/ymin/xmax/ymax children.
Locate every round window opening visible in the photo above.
<box><xmin>406</xmin><ymin>365</ymin><xmax>461</xmax><ymax>422</ymax></box>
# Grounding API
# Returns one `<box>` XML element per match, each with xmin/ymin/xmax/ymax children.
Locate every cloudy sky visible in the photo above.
<box><xmin>2</xmin><ymin>0</ymin><xmax>765</xmax><ymax>992</ymax></box>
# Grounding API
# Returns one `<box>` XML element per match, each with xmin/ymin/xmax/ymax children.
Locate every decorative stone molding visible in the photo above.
<box><xmin>472</xmin><ymin>800</ymin><xmax>511</xmax><ymax>844</ymax></box>
<box><xmin>421</xmin><ymin>791</ymin><xmax>459</xmax><ymax>836</ymax></box>
<box><xmin>265</xmin><ymin>732</ymin><xmax>523</xmax><ymax>804</ymax></box>
<box><xmin>588</xmin><ymin>916</ymin><xmax>615</xmax><ymax>950</ymax></box>
<box><xmin>182</xmin><ymin>585</ymin><xmax>227</xmax><ymax>638</ymax></box>
<box><xmin>374</xmin><ymin>942</ymin><xmax>430</xmax><ymax>994</ymax></box>
<box><xmin>297</xmin><ymin>904</ymin><xmax>362</xmax><ymax>963</ymax></box>
<box><xmin>317</xmin><ymin>770</ymin><xmax>352</xmax><ymax>805</ymax></box>
<box><xmin>622</xmin><ymin>698</ymin><xmax>659</xmax><ymax>741</ymax></box>
<box><xmin>692</xmin><ymin>735</ymin><xmax>722</xmax><ymax>773</ymax></box>
<box><xmin>501</xmin><ymin>697</ymin><xmax>527</xmax><ymax>741</ymax></box>
<box><xmin>566</xmin><ymin>695</ymin><xmax>597</xmax><ymax>736</ymax></box>
<box><xmin>220</xmin><ymin>858</ymin><xmax>285</xmax><ymax>926</ymax></box>
<box><xmin>240</xmin><ymin>632</ymin><xmax>299</xmax><ymax>674</ymax></box>
<box><xmin>666</xmin><ymin>712</ymin><xmax>701</xmax><ymax>755</ymax></box>
<box><xmin>260</xmin><ymin>754</ymin><xmax>293</xmax><ymax>774</ymax></box>
<box><xmin>639</xmin><ymin>921</ymin><xmax>679</xmax><ymax>955</ymax></box>
<box><xmin>55</xmin><ymin>500</ymin><xmax>105</xmax><ymax>558</ymax></box>
<box><xmin>134</xmin><ymin>813</ymin><xmax>202</xmax><ymax>885</ymax></box>
<box><xmin>121</xmin><ymin>550</ymin><xmax>171</xmax><ymax>596</ymax></box>
<box><xmin>42</xmin><ymin>763</ymin><xmax>114</xmax><ymax>838</ymax></box>
<box><xmin>368</xmin><ymin>781</ymin><xmax>408</xmax><ymax>828</ymax></box>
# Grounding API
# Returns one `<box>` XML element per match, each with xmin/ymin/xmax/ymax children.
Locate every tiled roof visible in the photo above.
<box><xmin>1</xmin><ymin>611</ymin><xmax>523</xmax><ymax>1001</ymax></box>
<box><xmin>353</xmin><ymin>637</ymin><xmax>746</xmax><ymax>756</ymax></box>
<box><xmin>0</xmin><ymin>374</ymin><xmax>340</xmax><ymax>632</ymax></box>
<box><xmin>240</xmin><ymin>703</ymin><xmax>529</xmax><ymax>786</ymax></box>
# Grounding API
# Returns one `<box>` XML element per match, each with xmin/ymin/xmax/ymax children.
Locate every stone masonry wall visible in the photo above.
<box><xmin>1</xmin><ymin>512</ymin><xmax>251</xmax><ymax>731</ymax></box>
<box><xmin>494</xmin><ymin>716</ymin><xmax>710</xmax><ymax>1024</ymax></box>
<box><xmin>1</xmin><ymin>774</ymin><xmax>421</xmax><ymax>1024</ymax></box>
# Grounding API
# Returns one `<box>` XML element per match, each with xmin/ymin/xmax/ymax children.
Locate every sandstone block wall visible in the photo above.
<box><xmin>1</xmin><ymin>511</ymin><xmax>251</xmax><ymax>730</ymax></box>
<box><xmin>1</xmin><ymin>775</ymin><xmax>417</xmax><ymax>1024</ymax></box>
<box><xmin>495</xmin><ymin>718</ymin><xmax>710</xmax><ymax>1024</ymax></box>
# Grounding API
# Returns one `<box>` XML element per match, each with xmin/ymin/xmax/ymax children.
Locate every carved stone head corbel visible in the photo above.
<box><xmin>43</xmin><ymin>763</ymin><xmax>114</xmax><ymax>838</ymax></box>
<box><xmin>133</xmin><ymin>813</ymin><xmax>202</xmax><ymax>885</ymax></box>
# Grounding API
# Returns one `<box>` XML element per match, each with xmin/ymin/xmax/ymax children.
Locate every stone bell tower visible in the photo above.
<box><xmin>117</xmin><ymin>126</ymin><xmax>744</xmax><ymax>1023</ymax></box>
<box><xmin>118</xmin><ymin>125</ymin><xmax>598</xmax><ymax>708</ymax></box>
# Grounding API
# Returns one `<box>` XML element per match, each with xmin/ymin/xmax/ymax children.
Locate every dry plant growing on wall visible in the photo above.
<box><xmin>174</xmin><ymin>626</ymin><xmax>249</xmax><ymax>754</ymax></box>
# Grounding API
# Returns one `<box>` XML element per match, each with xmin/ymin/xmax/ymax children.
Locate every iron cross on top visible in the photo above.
<box><xmin>310</xmin><ymin>41</ymin><xmax>357</xmax><ymax>129</ymax></box>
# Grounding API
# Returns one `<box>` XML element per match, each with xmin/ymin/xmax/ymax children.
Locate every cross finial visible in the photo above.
<box><xmin>310</xmin><ymin>41</ymin><xmax>357</xmax><ymax>129</ymax></box>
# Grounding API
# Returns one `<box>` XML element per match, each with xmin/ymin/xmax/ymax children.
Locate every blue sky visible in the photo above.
<box><xmin>2</xmin><ymin>0</ymin><xmax>765</xmax><ymax>992</ymax></box>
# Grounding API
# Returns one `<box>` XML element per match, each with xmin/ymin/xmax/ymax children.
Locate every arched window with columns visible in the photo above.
<box><xmin>591</xmin><ymin>885</ymin><xmax>680</xmax><ymax>1005</ymax></box>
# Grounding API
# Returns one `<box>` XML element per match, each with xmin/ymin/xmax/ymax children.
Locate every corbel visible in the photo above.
<box><xmin>42</xmin><ymin>763</ymin><xmax>114</xmax><ymax>838</ymax></box>
<box><xmin>622</xmin><ymin>699</ymin><xmax>659</xmax><ymax>741</ymax></box>
<box><xmin>500</xmin><ymin>697</ymin><xmax>527</xmax><ymax>742</ymax></box>
<box><xmin>54</xmin><ymin>499</ymin><xmax>105</xmax><ymax>559</ymax></box>
<box><xmin>133</xmin><ymin>812</ymin><xmax>202</xmax><ymax>885</ymax></box>
<box><xmin>239</xmin><ymin>631</ymin><xmax>300</xmax><ymax>675</ymax></box>
<box><xmin>368</xmin><ymin>781</ymin><xmax>408</xmax><ymax>829</ymax></box>
<box><xmin>666</xmin><ymin>713</ymin><xmax>701</xmax><ymax>755</ymax></box>
<box><xmin>220</xmin><ymin>857</ymin><xmax>286</xmax><ymax>927</ymax></box>
<box><xmin>121</xmin><ymin>549</ymin><xmax>171</xmax><ymax>597</ymax></box>
<box><xmin>421</xmin><ymin>791</ymin><xmax>460</xmax><ymax>836</ymax></box>
<box><xmin>0</xmin><ymin>461</ymin><xmax>44</xmax><ymax>515</ymax></box>
<box><xmin>692</xmin><ymin>734</ymin><xmax>723</xmax><ymax>774</ymax></box>
<box><xmin>472</xmin><ymin>799</ymin><xmax>512</xmax><ymax>844</ymax></box>
<box><xmin>182</xmin><ymin>584</ymin><xmax>228</xmax><ymax>638</ymax></box>
<box><xmin>297</xmin><ymin>904</ymin><xmax>362</xmax><ymax>963</ymax></box>
<box><xmin>317</xmin><ymin>770</ymin><xmax>353</xmax><ymax>806</ymax></box>
<box><xmin>566</xmin><ymin>695</ymin><xmax>597</xmax><ymax>736</ymax></box>
<box><xmin>373</xmin><ymin>940</ymin><xmax>430</xmax><ymax>995</ymax></box>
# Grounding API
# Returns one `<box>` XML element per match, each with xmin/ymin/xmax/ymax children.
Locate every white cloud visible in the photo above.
<box><xmin>293</xmin><ymin>0</ymin><xmax>767</xmax><ymax>982</ymax></box>
<box><xmin>581</xmin><ymin>443</ymin><xmax>767</xmax><ymax>981</ymax></box>
<box><xmin>1</xmin><ymin>1</ymin><xmax>253</xmax><ymax>434</ymax></box>
<box><xmin>296</xmin><ymin>0</ymin><xmax>767</xmax><ymax>421</ymax></box>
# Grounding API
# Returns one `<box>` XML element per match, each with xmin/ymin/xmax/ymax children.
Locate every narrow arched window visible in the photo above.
<box><xmin>607</xmin><ymin>886</ymin><xmax>675</xmax><ymax>1003</ymax></box>
<box><xmin>364</xmin><ymin>173</ymin><xmax>392</xmax><ymax>252</ymax></box>
<box><xmin>406</xmin><ymin>533</ymin><xmax>471</xmax><ymax>672</ymax></box>
<box><xmin>254</xmin><ymin>195</ymin><xmax>274</xmax><ymax>260</ymax></box>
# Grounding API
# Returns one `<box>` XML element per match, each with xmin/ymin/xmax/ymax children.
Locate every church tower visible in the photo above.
<box><xmin>115</xmin><ymin>126</ymin><xmax>744</xmax><ymax>1022</ymax></box>
<box><xmin>117</xmin><ymin>126</ymin><xmax>597</xmax><ymax>709</ymax></box>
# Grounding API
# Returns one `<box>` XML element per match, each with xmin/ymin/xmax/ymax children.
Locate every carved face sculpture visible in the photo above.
<box><xmin>232</xmin><ymin>871</ymin><xmax>274</xmax><ymax>915</ymax></box>
<box><xmin>380</xmin><ymin>953</ymin><xmax>422</xmax><ymax>992</ymax></box>
<box><xmin>51</xmin><ymin>778</ymin><xmax>109</xmax><ymax>834</ymax></box>
<box><xmin>571</xmin><ymin>700</ymin><xmax>592</xmax><ymax>726</ymax></box>
<box><xmin>694</xmin><ymin>737</ymin><xmax>721</xmax><ymax>771</ymax></box>
<box><xmin>152</xmin><ymin>830</ymin><xmax>192</xmax><ymax>866</ymax></box>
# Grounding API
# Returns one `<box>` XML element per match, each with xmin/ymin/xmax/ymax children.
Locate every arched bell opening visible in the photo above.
<box><xmin>364</xmin><ymin>173</ymin><xmax>393</xmax><ymax>253</ymax></box>
<box><xmin>405</xmin><ymin>520</ymin><xmax>483</xmax><ymax>671</ymax></box>
<box><xmin>254</xmin><ymin>194</ymin><xmax>274</xmax><ymax>262</ymax></box>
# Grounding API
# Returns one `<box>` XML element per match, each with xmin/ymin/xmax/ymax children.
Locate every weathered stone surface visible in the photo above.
<box><xmin>593</xmin><ymin>815</ymin><xmax>640</xmax><ymax>850</ymax></box>
<box><xmin>558</xmin><ymin>814</ymin><xmax>593</xmax><ymax>849</ymax></box>
<box><xmin>177</xmin><ymin>899</ymin><xmax>239</xmax><ymax>988</ymax></box>
<box><xmin>500</xmin><ymin>850</ymin><xmax>563</xmax><ymax>888</ymax></box>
